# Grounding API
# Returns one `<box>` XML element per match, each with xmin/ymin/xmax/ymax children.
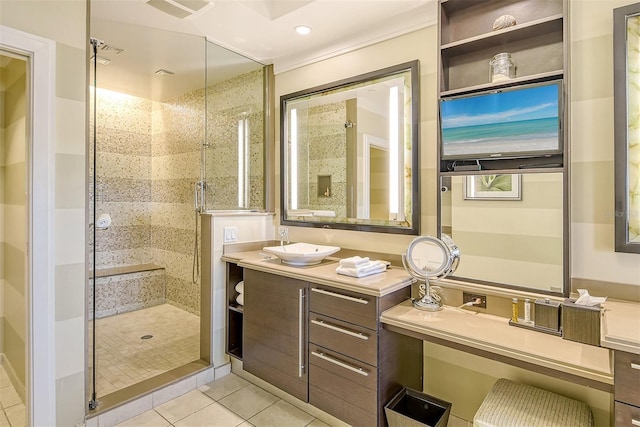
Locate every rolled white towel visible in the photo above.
<box><xmin>339</xmin><ymin>256</ymin><xmax>370</xmax><ymax>268</ymax></box>
<box><xmin>336</xmin><ymin>261</ymin><xmax>387</xmax><ymax>278</ymax></box>
<box><xmin>235</xmin><ymin>281</ymin><xmax>244</xmax><ymax>293</ymax></box>
<box><xmin>236</xmin><ymin>293</ymin><xmax>244</xmax><ymax>306</ymax></box>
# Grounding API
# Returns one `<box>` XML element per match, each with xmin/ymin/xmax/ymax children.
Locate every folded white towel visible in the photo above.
<box><xmin>236</xmin><ymin>293</ymin><xmax>244</xmax><ymax>306</ymax></box>
<box><xmin>339</xmin><ymin>256</ymin><xmax>370</xmax><ymax>268</ymax></box>
<box><xmin>235</xmin><ymin>281</ymin><xmax>244</xmax><ymax>293</ymax></box>
<box><xmin>336</xmin><ymin>261</ymin><xmax>387</xmax><ymax>278</ymax></box>
<box><xmin>312</xmin><ymin>210</ymin><xmax>336</xmax><ymax>217</ymax></box>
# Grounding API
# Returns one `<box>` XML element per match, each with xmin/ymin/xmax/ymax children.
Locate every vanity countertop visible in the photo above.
<box><xmin>221</xmin><ymin>250</ymin><xmax>414</xmax><ymax>297</ymax></box>
<box><xmin>381</xmin><ymin>301</ymin><xmax>613</xmax><ymax>388</ymax></box>
<box><xmin>601</xmin><ymin>299</ymin><xmax>640</xmax><ymax>354</ymax></box>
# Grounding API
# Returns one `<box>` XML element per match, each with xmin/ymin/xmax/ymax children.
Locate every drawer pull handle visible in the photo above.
<box><xmin>299</xmin><ymin>289</ymin><xmax>305</xmax><ymax>378</ymax></box>
<box><xmin>631</xmin><ymin>363</ymin><xmax>640</xmax><ymax>370</ymax></box>
<box><xmin>311</xmin><ymin>288</ymin><xmax>369</xmax><ymax>304</ymax></box>
<box><xmin>311</xmin><ymin>319</ymin><xmax>369</xmax><ymax>340</ymax></box>
<box><xmin>311</xmin><ymin>351</ymin><xmax>369</xmax><ymax>377</ymax></box>
<box><xmin>632</xmin><ymin>420</ymin><xmax>640</xmax><ymax>427</ymax></box>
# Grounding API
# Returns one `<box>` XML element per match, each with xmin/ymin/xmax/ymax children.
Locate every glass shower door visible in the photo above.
<box><xmin>203</xmin><ymin>41</ymin><xmax>266</xmax><ymax>212</ymax></box>
<box><xmin>88</xmin><ymin>24</ymin><xmax>207</xmax><ymax>411</ymax></box>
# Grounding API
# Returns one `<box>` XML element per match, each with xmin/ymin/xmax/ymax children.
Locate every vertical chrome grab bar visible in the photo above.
<box><xmin>298</xmin><ymin>288</ymin><xmax>304</xmax><ymax>377</ymax></box>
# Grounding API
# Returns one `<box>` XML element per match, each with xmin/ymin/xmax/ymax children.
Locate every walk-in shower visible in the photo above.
<box><xmin>88</xmin><ymin>19</ymin><xmax>268</xmax><ymax>413</ymax></box>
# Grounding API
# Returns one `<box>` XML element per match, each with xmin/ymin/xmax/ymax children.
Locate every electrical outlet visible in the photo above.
<box><xmin>463</xmin><ymin>292</ymin><xmax>487</xmax><ymax>308</ymax></box>
<box><xmin>223</xmin><ymin>226</ymin><xmax>238</xmax><ymax>243</ymax></box>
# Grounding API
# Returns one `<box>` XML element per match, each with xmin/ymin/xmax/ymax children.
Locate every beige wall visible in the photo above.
<box><xmin>570</xmin><ymin>0</ymin><xmax>640</xmax><ymax>287</ymax></box>
<box><xmin>0</xmin><ymin>1</ymin><xmax>87</xmax><ymax>426</ymax></box>
<box><xmin>275</xmin><ymin>1</ymin><xmax>640</xmax><ymax>423</ymax></box>
<box><xmin>0</xmin><ymin>56</ymin><xmax>27</xmax><ymax>398</ymax></box>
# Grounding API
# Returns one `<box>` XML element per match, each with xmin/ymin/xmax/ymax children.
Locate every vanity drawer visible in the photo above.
<box><xmin>309</xmin><ymin>344</ymin><xmax>377</xmax><ymax>427</ymax></box>
<box><xmin>309</xmin><ymin>313</ymin><xmax>377</xmax><ymax>366</ymax></box>
<box><xmin>309</xmin><ymin>285</ymin><xmax>378</xmax><ymax>329</ymax></box>
<box><xmin>615</xmin><ymin>350</ymin><xmax>640</xmax><ymax>407</ymax></box>
<box><xmin>615</xmin><ymin>401</ymin><xmax>640</xmax><ymax>427</ymax></box>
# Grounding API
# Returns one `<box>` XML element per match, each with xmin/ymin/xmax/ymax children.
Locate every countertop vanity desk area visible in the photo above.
<box><xmin>221</xmin><ymin>245</ymin><xmax>639</xmax><ymax>426</ymax></box>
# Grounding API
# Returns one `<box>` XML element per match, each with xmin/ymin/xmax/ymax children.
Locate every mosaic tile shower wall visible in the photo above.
<box><xmin>92</xmin><ymin>69</ymin><xmax>264</xmax><ymax>317</ymax></box>
<box><xmin>295</xmin><ymin>101</ymin><xmax>348</xmax><ymax>217</ymax></box>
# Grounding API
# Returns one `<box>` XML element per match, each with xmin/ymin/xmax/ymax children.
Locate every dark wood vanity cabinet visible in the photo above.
<box><xmin>614</xmin><ymin>350</ymin><xmax>640</xmax><ymax>426</ymax></box>
<box><xmin>308</xmin><ymin>284</ymin><xmax>422</xmax><ymax>427</ymax></box>
<box><xmin>243</xmin><ymin>269</ymin><xmax>309</xmax><ymax>402</ymax></box>
<box><xmin>234</xmin><ymin>266</ymin><xmax>422</xmax><ymax>427</ymax></box>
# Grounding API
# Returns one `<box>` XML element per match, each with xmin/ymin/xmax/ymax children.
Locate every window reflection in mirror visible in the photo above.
<box><xmin>440</xmin><ymin>173</ymin><xmax>565</xmax><ymax>294</ymax></box>
<box><xmin>281</xmin><ymin>61</ymin><xmax>419</xmax><ymax>234</ymax></box>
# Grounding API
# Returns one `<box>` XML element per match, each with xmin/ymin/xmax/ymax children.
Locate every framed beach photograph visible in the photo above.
<box><xmin>464</xmin><ymin>174</ymin><xmax>521</xmax><ymax>200</ymax></box>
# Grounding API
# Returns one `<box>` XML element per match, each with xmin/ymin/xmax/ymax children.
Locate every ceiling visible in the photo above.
<box><xmin>90</xmin><ymin>0</ymin><xmax>437</xmax><ymax>100</ymax></box>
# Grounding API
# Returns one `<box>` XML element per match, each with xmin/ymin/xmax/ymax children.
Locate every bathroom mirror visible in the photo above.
<box><xmin>614</xmin><ymin>3</ymin><xmax>640</xmax><ymax>253</ymax></box>
<box><xmin>280</xmin><ymin>61</ymin><xmax>419</xmax><ymax>234</ymax></box>
<box><xmin>440</xmin><ymin>172</ymin><xmax>568</xmax><ymax>295</ymax></box>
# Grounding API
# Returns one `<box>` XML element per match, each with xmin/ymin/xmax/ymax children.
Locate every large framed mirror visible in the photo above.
<box><xmin>440</xmin><ymin>172</ymin><xmax>568</xmax><ymax>296</ymax></box>
<box><xmin>614</xmin><ymin>3</ymin><xmax>640</xmax><ymax>253</ymax></box>
<box><xmin>280</xmin><ymin>61</ymin><xmax>420</xmax><ymax>234</ymax></box>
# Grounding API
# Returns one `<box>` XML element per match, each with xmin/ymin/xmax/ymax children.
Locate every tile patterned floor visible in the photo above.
<box><xmin>0</xmin><ymin>366</ymin><xmax>24</xmax><ymax>427</ymax></box>
<box><xmin>113</xmin><ymin>373</ymin><xmax>470</xmax><ymax>427</ymax></box>
<box><xmin>114</xmin><ymin>374</ymin><xmax>331</xmax><ymax>427</ymax></box>
<box><xmin>92</xmin><ymin>304</ymin><xmax>200</xmax><ymax>396</ymax></box>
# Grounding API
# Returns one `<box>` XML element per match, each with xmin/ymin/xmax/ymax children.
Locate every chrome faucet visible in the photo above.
<box><xmin>279</xmin><ymin>227</ymin><xmax>289</xmax><ymax>247</ymax></box>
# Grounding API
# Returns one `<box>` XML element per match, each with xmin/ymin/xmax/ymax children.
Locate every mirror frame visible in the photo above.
<box><xmin>614</xmin><ymin>2</ymin><xmax>640</xmax><ymax>254</ymax></box>
<box><xmin>279</xmin><ymin>60</ymin><xmax>420</xmax><ymax>234</ymax></box>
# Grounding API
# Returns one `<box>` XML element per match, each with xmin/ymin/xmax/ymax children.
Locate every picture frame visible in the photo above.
<box><xmin>464</xmin><ymin>174</ymin><xmax>521</xmax><ymax>200</ymax></box>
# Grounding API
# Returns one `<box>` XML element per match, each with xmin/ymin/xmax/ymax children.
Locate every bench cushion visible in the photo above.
<box><xmin>473</xmin><ymin>378</ymin><xmax>594</xmax><ymax>427</ymax></box>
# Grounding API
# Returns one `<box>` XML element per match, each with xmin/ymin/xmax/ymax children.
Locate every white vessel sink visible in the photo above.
<box><xmin>262</xmin><ymin>242</ymin><xmax>340</xmax><ymax>266</ymax></box>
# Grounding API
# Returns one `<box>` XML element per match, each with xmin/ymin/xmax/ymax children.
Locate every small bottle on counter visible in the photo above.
<box><xmin>511</xmin><ymin>298</ymin><xmax>519</xmax><ymax>322</ymax></box>
<box><xmin>524</xmin><ymin>298</ymin><xmax>532</xmax><ymax>324</ymax></box>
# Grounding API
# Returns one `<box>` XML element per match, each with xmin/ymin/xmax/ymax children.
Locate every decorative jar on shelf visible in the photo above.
<box><xmin>490</xmin><ymin>53</ymin><xmax>516</xmax><ymax>82</ymax></box>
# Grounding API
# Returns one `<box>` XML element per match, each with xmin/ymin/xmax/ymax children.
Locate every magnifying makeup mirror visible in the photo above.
<box><xmin>402</xmin><ymin>235</ymin><xmax>460</xmax><ymax>311</ymax></box>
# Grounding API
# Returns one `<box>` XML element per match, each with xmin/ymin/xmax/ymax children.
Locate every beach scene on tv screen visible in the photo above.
<box><xmin>441</xmin><ymin>83</ymin><xmax>560</xmax><ymax>159</ymax></box>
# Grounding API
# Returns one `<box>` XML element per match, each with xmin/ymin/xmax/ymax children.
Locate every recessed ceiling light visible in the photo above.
<box><xmin>294</xmin><ymin>25</ymin><xmax>312</xmax><ymax>35</ymax></box>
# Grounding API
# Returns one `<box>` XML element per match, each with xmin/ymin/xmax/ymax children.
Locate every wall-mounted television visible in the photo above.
<box><xmin>440</xmin><ymin>80</ymin><xmax>563</xmax><ymax>161</ymax></box>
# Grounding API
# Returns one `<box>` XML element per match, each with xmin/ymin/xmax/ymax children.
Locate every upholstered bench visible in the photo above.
<box><xmin>473</xmin><ymin>378</ymin><xmax>594</xmax><ymax>427</ymax></box>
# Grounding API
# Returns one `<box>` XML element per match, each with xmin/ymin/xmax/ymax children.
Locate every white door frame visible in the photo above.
<box><xmin>0</xmin><ymin>25</ymin><xmax>57</xmax><ymax>426</ymax></box>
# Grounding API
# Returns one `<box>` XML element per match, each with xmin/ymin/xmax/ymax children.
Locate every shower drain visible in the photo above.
<box><xmin>141</xmin><ymin>335</ymin><xmax>153</xmax><ymax>340</ymax></box>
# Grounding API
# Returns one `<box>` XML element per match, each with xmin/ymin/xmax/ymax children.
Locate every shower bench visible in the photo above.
<box><xmin>90</xmin><ymin>263</ymin><xmax>166</xmax><ymax>318</ymax></box>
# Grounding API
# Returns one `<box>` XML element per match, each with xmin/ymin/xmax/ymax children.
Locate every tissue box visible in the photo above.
<box><xmin>561</xmin><ymin>299</ymin><xmax>601</xmax><ymax>346</ymax></box>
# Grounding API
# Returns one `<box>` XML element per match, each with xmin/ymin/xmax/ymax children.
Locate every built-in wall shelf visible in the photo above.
<box><xmin>441</xmin><ymin>69</ymin><xmax>563</xmax><ymax>98</ymax></box>
<box><xmin>441</xmin><ymin>14</ymin><xmax>563</xmax><ymax>56</ymax></box>
<box><xmin>438</xmin><ymin>0</ymin><xmax>567</xmax><ymax>173</ymax></box>
<box><xmin>228</xmin><ymin>303</ymin><xmax>244</xmax><ymax>314</ymax></box>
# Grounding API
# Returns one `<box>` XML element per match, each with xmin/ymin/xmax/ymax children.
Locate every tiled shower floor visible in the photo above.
<box><xmin>91</xmin><ymin>304</ymin><xmax>200</xmax><ymax>397</ymax></box>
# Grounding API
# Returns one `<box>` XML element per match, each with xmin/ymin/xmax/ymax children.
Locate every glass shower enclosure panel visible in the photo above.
<box><xmin>88</xmin><ymin>23</ymin><xmax>207</xmax><ymax>410</ymax></box>
<box><xmin>203</xmin><ymin>41</ymin><xmax>266</xmax><ymax>211</ymax></box>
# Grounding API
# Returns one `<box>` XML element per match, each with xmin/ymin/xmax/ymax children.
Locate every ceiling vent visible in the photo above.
<box><xmin>147</xmin><ymin>0</ymin><xmax>211</xmax><ymax>19</ymax></box>
<box><xmin>155</xmin><ymin>69</ymin><xmax>175</xmax><ymax>76</ymax></box>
